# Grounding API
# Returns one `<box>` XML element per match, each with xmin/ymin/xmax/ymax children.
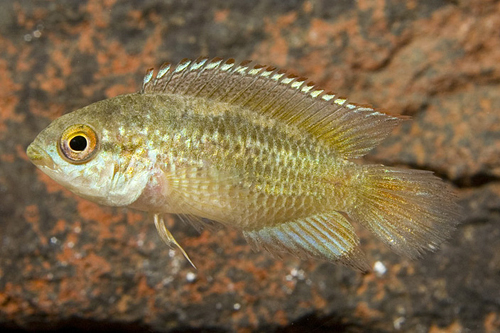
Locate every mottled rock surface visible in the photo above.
<box><xmin>1</xmin><ymin>0</ymin><xmax>500</xmax><ymax>332</ymax></box>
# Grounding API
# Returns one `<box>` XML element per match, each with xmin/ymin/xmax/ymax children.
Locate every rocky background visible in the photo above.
<box><xmin>1</xmin><ymin>0</ymin><xmax>500</xmax><ymax>332</ymax></box>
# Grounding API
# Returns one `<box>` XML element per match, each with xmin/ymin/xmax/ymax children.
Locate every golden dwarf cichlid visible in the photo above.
<box><xmin>27</xmin><ymin>57</ymin><xmax>461</xmax><ymax>271</ymax></box>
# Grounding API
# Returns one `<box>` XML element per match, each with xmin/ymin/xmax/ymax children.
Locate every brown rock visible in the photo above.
<box><xmin>1</xmin><ymin>0</ymin><xmax>499</xmax><ymax>332</ymax></box>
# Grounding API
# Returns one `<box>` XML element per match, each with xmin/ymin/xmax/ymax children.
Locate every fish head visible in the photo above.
<box><xmin>27</xmin><ymin>95</ymin><xmax>151</xmax><ymax>207</ymax></box>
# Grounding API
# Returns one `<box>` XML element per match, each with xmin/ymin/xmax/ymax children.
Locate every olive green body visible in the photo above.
<box><xmin>113</xmin><ymin>93</ymin><xmax>358</xmax><ymax>230</ymax></box>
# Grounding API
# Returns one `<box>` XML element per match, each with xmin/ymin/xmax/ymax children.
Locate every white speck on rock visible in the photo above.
<box><xmin>374</xmin><ymin>261</ymin><xmax>387</xmax><ymax>276</ymax></box>
<box><xmin>393</xmin><ymin>316</ymin><xmax>405</xmax><ymax>330</ymax></box>
<box><xmin>186</xmin><ymin>272</ymin><xmax>196</xmax><ymax>283</ymax></box>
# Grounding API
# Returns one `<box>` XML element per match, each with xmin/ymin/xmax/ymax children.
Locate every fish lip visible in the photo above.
<box><xmin>26</xmin><ymin>142</ymin><xmax>56</xmax><ymax>170</ymax></box>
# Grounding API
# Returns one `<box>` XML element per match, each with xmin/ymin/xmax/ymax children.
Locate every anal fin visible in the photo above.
<box><xmin>154</xmin><ymin>214</ymin><xmax>196</xmax><ymax>269</ymax></box>
<box><xmin>243</xmin><ymin>211</ymin><xmax>369</xmax><ymax>271</ymax></box>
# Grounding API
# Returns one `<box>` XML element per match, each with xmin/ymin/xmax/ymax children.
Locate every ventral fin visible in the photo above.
<box><xmin>154</xmin><ymin>214</ymin><xmax>196</xmax><ymax>269</ymax></box>
<box><xmin>142</xmin><ymin>57</ymin><xmax>402</xmax><ymax>158</ymax></box>
<box><xmin>242</xmin><ymin>211</ymin><xmax>370</xmax><ymax>271</ymax></box>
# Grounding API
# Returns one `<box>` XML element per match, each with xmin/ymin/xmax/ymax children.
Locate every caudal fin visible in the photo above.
<box><xmin>349</xmin><ymin>165</ymin><xmax>462</xmax><ymax>258</ymax></box>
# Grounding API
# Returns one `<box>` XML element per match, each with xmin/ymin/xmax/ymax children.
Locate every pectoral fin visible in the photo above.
<box><xmin>243</xmin><ymin>211</ymin><xmax>369</xmax><ymax>271</ymax></box>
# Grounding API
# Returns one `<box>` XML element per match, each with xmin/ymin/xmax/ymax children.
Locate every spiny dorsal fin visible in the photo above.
<box><xmin>141</xmin><ymin>57</ymin><xmax>401</xmax><ymax>158</ymax></box>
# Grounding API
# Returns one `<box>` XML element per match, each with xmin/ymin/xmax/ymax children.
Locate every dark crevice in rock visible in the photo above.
<box><xmin>0</xmin><ymin>319</ymin><xmax>150</xmax><ymax>333</ymax></box>
<box><xmin>364</xmin><ymin>157</ymin><xmax>500</xmax><ymax>189</ymax></box>
<box><xmin>271</xmin><ymin>312</ymin><xmax>379</xmax><ymax>333</ymax></box>
<box><xmin>452</xmin><ymin>172</ymin><xmax>500</xmax><ymax>189</ymax></box>
<box><xmin>0</xmin><ymin>314</ymin><xmax>384</xmax><ymax>332</ymax></box>
<box><xmin>168</xmin><ymin>327</ymin><xmax>230</xmax><ymax>333</ymax></box>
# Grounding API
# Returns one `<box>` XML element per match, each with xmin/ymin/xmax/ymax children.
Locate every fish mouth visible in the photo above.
<box><xmin>26</xmin><ymin>142</ymin><xmax>56</xmax><ymax>170</ymax></box>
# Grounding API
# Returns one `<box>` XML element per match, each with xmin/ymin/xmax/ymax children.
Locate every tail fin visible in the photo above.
<box><xmin>349</xmin><ymin>165</ymin><xmax>462</xmax><ymax>258</ymax></box>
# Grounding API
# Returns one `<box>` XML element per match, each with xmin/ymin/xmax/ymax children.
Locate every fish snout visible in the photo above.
<box><xmin>26</xmin><ymin>142</ymin><xmax>55</xmax><ymax>169</ymax></box>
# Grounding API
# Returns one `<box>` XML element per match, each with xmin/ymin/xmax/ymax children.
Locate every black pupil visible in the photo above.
<box><xmin>69</xmin><ymin>135</ymin><xmax>88</xmax><ymax>151</ymax></box>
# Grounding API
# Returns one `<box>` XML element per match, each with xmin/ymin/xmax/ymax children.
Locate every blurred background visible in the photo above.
<box><xmin>1</xmin><ymin>0</ymin><xmax>499</xmax><ymax>332</ymax></box>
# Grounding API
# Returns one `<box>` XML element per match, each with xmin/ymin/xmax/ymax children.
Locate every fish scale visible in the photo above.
<box><xmin>155</xmin><ymin>96</ymin><xmax>335</xmax><ymax>228</ymax></box>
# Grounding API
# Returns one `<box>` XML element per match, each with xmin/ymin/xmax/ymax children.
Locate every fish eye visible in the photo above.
<box><xmin>59</xmin><ymin>124</ymin><xmax>98</xmax><ymax>164</ymax></box>
<box><xmin>69</xmin><ymin>135</ymin><xmax>87</xmax><ymax>151</ymax></box>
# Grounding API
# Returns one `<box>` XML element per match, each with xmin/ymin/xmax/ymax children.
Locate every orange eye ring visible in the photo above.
<box><xmin>59</xmin><ymin>124</ymin><xmax>98</xmax><ymax>164</ymax></box>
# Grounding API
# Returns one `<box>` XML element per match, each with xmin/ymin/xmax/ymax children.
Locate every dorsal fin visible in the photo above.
<box><xmin>141</xmin><ymin>57</ymin><xmax>402</xmax><ymax>158</ymax></box>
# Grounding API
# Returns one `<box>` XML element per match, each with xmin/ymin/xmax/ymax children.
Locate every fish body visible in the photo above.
<box><xmin>27</xmin><ymin>57</ymin><xmax>461</xmax><ymax>270</ymax></box>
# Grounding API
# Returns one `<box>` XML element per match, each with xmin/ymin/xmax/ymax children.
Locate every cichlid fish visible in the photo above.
<box><xmin>27</xmin><ymin>57</ymin><xmax>461</xmax><ymax>270</ymax></box>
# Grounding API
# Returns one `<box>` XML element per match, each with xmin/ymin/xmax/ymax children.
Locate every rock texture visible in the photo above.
<box><xmin>1</xmin><ymin>0</ymin><xmax>500</xmax><ymax>332</ymax></box>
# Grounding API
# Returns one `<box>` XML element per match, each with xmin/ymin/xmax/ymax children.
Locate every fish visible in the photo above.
<box><xmin>26</xmin><ymin>57</ymin><xmax>461</xmax><ymax>271</ymax></box>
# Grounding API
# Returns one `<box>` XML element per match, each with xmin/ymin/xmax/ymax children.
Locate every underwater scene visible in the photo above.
<box><xmin>1</xmin><ymin>0</ymin><xmax>499</xmax><ymax>332</ymax></box>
